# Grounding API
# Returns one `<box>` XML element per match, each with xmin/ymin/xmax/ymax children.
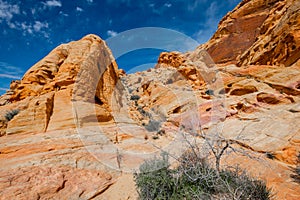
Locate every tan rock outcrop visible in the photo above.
<box><xmin>156</xmin><ymin>52</ymin><xmax>186</xmax><ymax>69</ymax></box>
<box><xmin>0</xmin><ymin>166</ymin><xmax>114</xmax><ymax>200</ymax></box>
<box><xmin>0</xmin><ymin>128</ymin><xmax>118</xmax><ymax>200</ymax></box>
<box><xmin>238</xmin><ymin>0</ymin><xmax>300</xmax><ymax>66</ymax></box>
<box><xmin>1</xmin><ymin>34</ymin><xmax>120</xmax><ymax>134</ymax></box>
<box><xmin>1</xmin><ymin>0</ymin><xmax>300</xmax><ymax>199</ymax></box>
<box><xmin>6</xmin><ymin>92</ymin><xmax>54</xmax><ymax>135</ymax></box>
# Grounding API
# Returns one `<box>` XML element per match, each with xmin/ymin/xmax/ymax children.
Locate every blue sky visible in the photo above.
<box><xmin>0</xmin><ymin>0</ymin><xmax>240</xmax><ymax>94</ymax></box>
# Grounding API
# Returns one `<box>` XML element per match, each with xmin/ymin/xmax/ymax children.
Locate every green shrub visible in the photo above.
<box><xmin>131</xmin><ymin>95</ymin><xmax>141</xmax><ymax>101</ymax></box>
<box><xmin>205</xmin><ymin>89</ymin><xmax>214</xmax><ymax>96</ymax></box>
<box><xmin>134</xmin><ymin>151</ymin><xmax>271</xmax><ymax>200</ymax></box>
<box><xmin>144</xmin><ymin>120</ymin><xmax>161</xmax><ymax>132</ymax></box>
<box><xmin>5</xmin><ymin>109</ymin><xmax>19</xmax><ymax>121</ymax></box>
<box><xmin>134</xmin><ymin>154</ymin><xmax>174</xmax><ymax>200</ymax></box>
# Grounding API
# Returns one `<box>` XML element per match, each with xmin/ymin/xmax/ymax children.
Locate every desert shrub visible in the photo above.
<box><xmin>134</xmin><ymin>151</ymin><xmax>271</xmax><ymax>200</ymax></box>
<box><xmin>134</xmin><ymin>154</ymin><xmax>174</xmax><ymax>200</ymax></box>
<box><xmin>131</xmin><ymin>95</ymin><xmax>141</xmax><ymax>101</ymax></box>
<box><xmin>266</xmin><ymin>152</ymin><xmax>275</xmax><ymax>159</ymax></box>
<box><xmin>291</xmin><ymin>153</ymin><xmax>300</xmax><ymax>183</ymax></box>
<box><xmin>137</xmin><ymin>106</ymin><xmax>151</xmax><ymax>118</ymax></box>
<box><xmin>144</xmin><ymin>120</ymin><xmax>161</xmax><ymax>132</ymax></box>
<box><xmin>295</xmin><ymin>167</ymin><xmax>300</xmax><ymax>183</ymax></box>
<box><xmin>166</xmin><ymin>79</ymin><xmax>173</xmax><ymax>84</ymax></box>
<box><xmin>205</xmin><ymin>89</ymin><xmax>214</xmax><ymax>96</ymax></box>
<box><xmin>128</xmin><ymin>88</ymin><xmax>134</xmax><ymax>94</ymax></box>
<box><xmin>5</xmin><ymin>109</ymin><xmax>19</xmax><ymax>121</ymax></box>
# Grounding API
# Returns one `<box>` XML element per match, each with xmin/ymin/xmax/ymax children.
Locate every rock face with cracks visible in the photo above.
<box><xmin>0</xmin><ymin>34</ymin><xmax>120</xmax><ymax>135</ymax></box>
<box><xmin>197</xmin><ymin>0</ymin><xmax>300</xmax><ymax>66</ymax></box>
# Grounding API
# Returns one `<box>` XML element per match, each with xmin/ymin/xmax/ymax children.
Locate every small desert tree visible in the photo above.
<box><xmin>5</xmin><ymin>109</ymin><xmax>19</xmax><ymax>122</ymax></box>
<box><xmin>134</xmin><ymin>150</ymin><xmax>271</xmax><ymax>199</ymax></box>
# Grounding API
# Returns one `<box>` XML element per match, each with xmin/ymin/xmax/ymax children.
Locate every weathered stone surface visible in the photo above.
<box><xmin>155</xmin><ymin>51</ymin><xmax>217</xmax><ymax>89</ymax></box>
<box><xmin>195</xmin><ymin>0</ymin><xmax>300</xmax><ymax>67</ymax></box>
<box><xmin>1</xmin><ymin>0</ymin><xmax>300</xmax><ymax>199</ymax></box>
<box><xmin>156</xmin><ymin>51</ymin><xmax>186</xmax><ymax>69</ymax></box>
<box><xmin>0</xmin><ymin>128</ymin><xmax>117</xmax><ymax>200</ymax></box>
<box><xmin>0</xmin><ymin>34</ymin><xmax>119</xmax><ymax>135</ymax></box>
<box><xmin>0</xmin><ymin>119</ymin><xmax>7</xmax><ymax>137</ymax></box>
<box><xmin>224</xmin><ymin>64</ymin><xmax>300</xmax><ymax>96</ymax></box>
<box><xmin>238</xmin><ymin>0</ymin><xmax>300</xmax><ymax>66</ymax></box>
<box><xmin>6</xmin><ymin>92</ymin><xmax>54</xmax><ymax>135</ymax></box>
<box><xmin>0</xmin><ymin>166</ymin><xmax>114</xmax><ymax>200</ymax></box>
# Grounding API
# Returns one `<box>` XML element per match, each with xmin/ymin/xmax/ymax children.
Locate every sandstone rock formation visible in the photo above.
<box><xmin>196</xmin><ymin>0</ymin><xmax>300</xmax><ymax>66</ymax></box>
<box><xmin>0</xmin><ymin>34</ymin><xmax>127</xmax><ymax>200</ymax></box>
<box><xmin>150</xmin><ymin>0</ymin><xmax>300</xmax><ymax>199</ymax></box>
<box><xmin>1</xmin><ymin>0</ymin><xmax>300</xmax><ymax>199</ymax></box>
<box><xmin>0</xmin><ymin>34</ymin><xmax>120</xmax><ymax>135</ymax></box>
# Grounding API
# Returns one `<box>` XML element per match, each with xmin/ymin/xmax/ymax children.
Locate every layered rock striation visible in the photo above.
<box><xmin>1</xmin><ymin>0</ymin><xmax>300</xmax><ymax>199</ymax></box>
<box><xmin>0</xmin><ymin>34</ymin><xmax>120</xmax><ymax>135</ymax></box>
<box><xmin>197</xmin><ymin>0</ymin><xmax>300</xmax><ymax>66</ymax></box>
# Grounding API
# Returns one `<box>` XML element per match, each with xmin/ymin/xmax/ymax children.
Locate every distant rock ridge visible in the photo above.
<box><xmin>197</xmin><ymin>0</ymin><xmax>300</xmax><ymax>66</ymax></box>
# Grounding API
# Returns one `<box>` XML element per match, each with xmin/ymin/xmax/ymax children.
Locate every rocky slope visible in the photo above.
<box><xmin>0</xmin><ymin>0</ymin><xmax>300</xmax><ymax>199</ymax></box>
<box><xmin>198</xmin><ymin>0</ymin><xmax>300</xmax><ymax>66</ymax></box>
<box><xmin>0</xmin><ymin>35</ymin><xmax>125</xmax><ymax>199</ymax></box>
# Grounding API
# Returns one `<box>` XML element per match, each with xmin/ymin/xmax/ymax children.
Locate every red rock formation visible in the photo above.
<box><xmin>156</xmin><ymin>52</ymin><xmax>186</xmax><ymax>69</ymax></box>
<box><xmin>197</xmin><ymin>0</ymin><xmax>300</xmax><ymax>66</ymax></box>
<box><xmin>0</xmin><ymin>34</ymin><xmax>120</xmax><ymax>135</ymax></box>
<box><xmin>1</xmin><ymin>0</ymin><xmax>300</xmax><ymax>199</ymax></box>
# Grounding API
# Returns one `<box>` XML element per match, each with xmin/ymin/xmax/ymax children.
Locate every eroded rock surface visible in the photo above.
<box><xmin>1</xmin><ymin>0</ymin><xmax>300</xmax><ymax>199</ymax></box>
<box><xmin>0</xmin><ymin>34</ymin><xmax>120</xmax><ymax>135</ymax></box>
<box><xmin>195</xmin><ymin>0</ymin><xmax>300</xmax><ymax>66</ymax></box>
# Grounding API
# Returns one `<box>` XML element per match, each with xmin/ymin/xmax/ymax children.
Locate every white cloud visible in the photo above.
<box><xmin>0</xmin><ymin>61</ymin><xmax>23</xmax><ymax>93</ymax></box>
<box><xmin>107</xmin><ymin>30</ymin><xmax>118</xmax><ymax>37</ymax></box>
<box><xmin>76</xmin><ymin>7</ymin><xmax>83</xmax><ymax>12</ymax></box>
<box><xmin>31</xmin><ymin>8</ymin><xmax>36</xmax><ymax>15</ymax></box>
<box><xmin>87</xmin><ymin>0</ymin><xmax>93</xmax><ymax>3</ymax></box>
<box><xmin>43</xmin><ymin>0</ymin><xmax>62</xmax><ymax>8</ymax></box>
<box><xmin>0</xmin><ymin>73</ymin><xmax>21</xmax><ymax>79</ymax></box>
<box><xmin>6</xmin><ymin>20</ymin><xmax>49</xmax><ymax>37</ymax></box>
<box><xmin>0</xmin><ymin>1</ymin><xmax>51</xmax><ymax>39</ymax></box>
<box><xmin>0</xmin><ymin>87</ymin><xmax>9</xmax><ymax>92</ymax></box>
<box><xmin>7</xmin><ymin>21</ymin><xmax>16</xmax><ymax>28</ymax></box>
<box><xmin>164</xmin><ymin>3</ymin><xmax>172</xmax><ymax>8</ymax></box>
<box><xmin>194</xmin><ymin>2</ymin><xmax>220</xmax><ymax>43</ymax></box>
<box><xmin>59</xmin><ymin>11</ymin><xmax>68</xmax><ymax>17</ymax></box>
<box><xmin>20</xmin><ymin>22</ymin><xmax>33</xmax><ymax>34</ymax></box>
<box><xmin>0</xmin><ymin>62</ymin><xmax>24</xmax><ymax>79</ymax></box>
<box><xmin>0</xmin><ymin>0</ymin><xmax>20</xmax><ymax>22</ymax></box>
<box><xmin>187</xmin><ymin>1</ymin><xmax>198</xmax><ymax>12</ymax></box>
<box><xmin>33</xmin><ymin>21</ymin><xmax>48</xmax><ymax>32</ymax></box>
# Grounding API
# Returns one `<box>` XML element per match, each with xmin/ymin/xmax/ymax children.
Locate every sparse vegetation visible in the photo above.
<box><xmin>137</xmin><ymin>106</ymin><xmax>151</xmax><ymax>118</ymax></box>
<box><xmin>134</xmin><ymin>151</ymin><xmax>271</xmax><ymax>200</ymax></box>
<box><xmin>291</xmin><ymin>153</ymin><xmax>300</xmax><ymax>183</ymax></box>
<box><xmin>145</xmin><ymin>119</ymin><xmax>161</xmax><ymax>132</ymax></box>
<box><xmin>135</xmin><ymin>122</ymin><xmax>271</xmax><ymax>199</ymax></box>
<box><xmin>205</xmin><ymin>89</ymin><xmax>214</xmax><ymax>96</ymax></box>
<box><xmin>5</xmin><ymin>109</ymin><xmax>19</xmax><ymax>122</ymax></box>
<box><xmin>266</xmin><ymin>152</ymin><xmax>275</xmax><ymax>160</ymax></box>
<box><xmin>130</xmin><ymin>95</ymin><xmax>141</xmax><ymax>101</ymax></box>
<box><xmin>128</xmin><ymin>88</ymin><xmax>134</xmax><ymax>94</ymax></box>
